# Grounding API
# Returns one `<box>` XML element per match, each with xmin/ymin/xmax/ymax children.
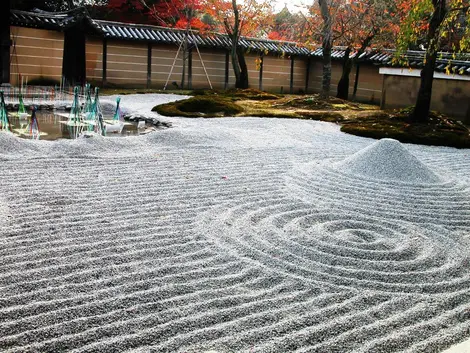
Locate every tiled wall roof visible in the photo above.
<box><xmin>10</xmin><ymin>8</ymin><xmax>470</xmax><ymax>75</ymax></box>
<box><xmin>10</xmin><ymin>8</ymin><xmax>308</xmax><ymax>56</ymax></box>
<box><xmin>310</xmin><ymin>48</ymin><xmax>470</xmax><ymax>75</ymax></box>
<box><xmin>95</xmin><ymin>20</ymin><xmax>311</xmax><ymax>56</ymax></box>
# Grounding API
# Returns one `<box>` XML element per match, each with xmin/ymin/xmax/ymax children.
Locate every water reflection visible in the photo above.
<box><xmin>9</xmin><ymin>111</ymin><xmax>142</xmax><ymax>141</ymax></box>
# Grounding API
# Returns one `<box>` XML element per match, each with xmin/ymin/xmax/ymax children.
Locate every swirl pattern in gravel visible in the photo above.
<box><xmin>0</xmin><ymin>94</ymin><xmax>470</xmax><ymax>353</ymax></box>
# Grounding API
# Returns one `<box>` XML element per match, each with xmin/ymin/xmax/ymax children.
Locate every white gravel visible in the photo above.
<box><xmin>0</xmin><ymin>94</ymin><xmax>470</xmax><ymax>353</ymax></box>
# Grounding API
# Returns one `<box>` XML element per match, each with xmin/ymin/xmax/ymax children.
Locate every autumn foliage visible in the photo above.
<box><xmin>202</xmin><ymin>0</ymin><xmax>274</xmax><ymax>37</ymax></box>
<box><xmin>99</xmin><ymin>0</ymin><xmax>209</xmax><ymax>30</ymax></box>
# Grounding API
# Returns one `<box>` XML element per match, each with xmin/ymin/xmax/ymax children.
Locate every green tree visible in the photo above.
<box><xmin>396</xmin><ymin>0</ymin><xmax>470</xmax><ymax>121</ymax></box>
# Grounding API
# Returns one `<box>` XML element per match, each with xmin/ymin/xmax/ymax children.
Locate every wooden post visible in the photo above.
<box><xmin>147</xmin><ymin>43</ymin><xmax>152</xmax><ymax>88</ymax></box>
<box><xmin>290</xmin><ymin>56</ymin><xmax>295</xmax><ymax>94</ymax></box>
<box><xmin>224</xmin><ymin>50</ymin><xmax>229</xmax><ymax>90</ymax></box>
<box><xmin>188</xmin><ymin>48</ymin><xmax>192</xmax><ymax>89</ymax></box>
<box><xmin>305</xmin><ymin>58</ymin><xmax>310</xmax><ymax>93</ymax></box>
<box><xmin>352</xmin><ymin>63</ymin><xmax>360</xmax><ymax>100</ymax></box>
<box><xmin>63</xmin><ymin>30</ymin><xmax>86</xmax><ymax>85</ymax></box>
<box><xmin>380</xmin><ymin>74</ymin><xmax>386</xmax><ymax>109</ymax></box>
<box><xmin>102</xmin><ymin>39</ymin><xmax>107</xmax><ymax>86</ymax></box>
<box><xmin>259</xmin><ymin>54</ymin><xmax>263</xmax><ymax>91</ymax></box>
<box><xmin>0</xmin><ymin>0</ymin><xmax>10</xmax><ymax>84</ymax></box>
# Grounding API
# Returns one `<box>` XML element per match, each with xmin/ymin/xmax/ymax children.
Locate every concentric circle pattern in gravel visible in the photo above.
<box><xmin>197</xmin><ymin>200</ymin><xmax>470</xmax><ymax>294</ymax></box>
<box><xmin>0</xmin><ymin>94</ymin><xmax>470</xmax><ymax>353</ymax></box>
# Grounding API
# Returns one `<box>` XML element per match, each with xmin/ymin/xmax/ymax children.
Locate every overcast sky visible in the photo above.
<box><xmin>272</xmin><ymin>0</ymin><xmax>310</xmax><ymax>13</ymax></box>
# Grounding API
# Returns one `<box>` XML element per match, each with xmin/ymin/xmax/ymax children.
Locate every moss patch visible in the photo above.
<box><xmin>190</xmin><ymin>88</ymin><xmax>280</xmax><ymax>101</ymax></box>
<box><xmin>241</xmin><ymin>108</ymin><xmax>345</xmax><ymax>122</ymax></box>
<box><xmin>272</xmin><ymin>94</ymin><xmax>378</xmax><ymax>111</ymax></box>
<box><xmin>149</xmin><ymin>89</ymin><xmax>468</xmax><ymax>148</ymax></box>
<box><xmin>341</xmin><ymin>109</ymin><xmax>470</xmax><ymax>148</ymax></box>
<box><xmin>101</xmin><ymin>88</ymin><xmax>193</xmax><ymax>96</ymax></box>
<box><xmin>152</xmin><ymin>96</ymin><xmax>244</xmax><ymax>117</ymax></box>
<box><xmin>225</xmin><ymin>88</ymin><xmax>280</xmax><ymax>101</ymax></box>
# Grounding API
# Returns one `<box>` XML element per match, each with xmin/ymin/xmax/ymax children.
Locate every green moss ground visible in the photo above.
<box><xmin>341</xmin><ymin>109</ymin><xmax>470</xmax><ymax>148</ymax></box>
<box><xmin>152</xmin><ymin>89</ymin><xmax>470</xmax><ymax>148</ymax></box>
<box><xmin>152</xmin><ymin>95</ymin><xmax>243</xmax><ymax>117</ymax></box>
<box><xmin>101</xmin><ymin>88</ymin><xmax>193</xmax><ymax>96</ymax></box>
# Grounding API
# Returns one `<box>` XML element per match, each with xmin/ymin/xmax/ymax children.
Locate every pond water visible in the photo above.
<box><xmin>9</xmin><ymin>111</ymin><xmax>145</xmax><ymax>141</ymax></box>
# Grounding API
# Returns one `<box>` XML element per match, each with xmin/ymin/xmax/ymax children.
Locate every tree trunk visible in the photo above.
<box><xmin>336</xmin><ymin>47</ymin><xmax>352</xmax><ymax>100</ymax></box>
<box><xmin>319</xmin><ymin>0</ymin><xmax>332</xmax><ymax>99</ymax></box>
<box><xmin>230</xmin><ymin>36</ymin><xmax>242</xmax><ymax>87</ymax></box>
<box><xmin>228</xmin><ymin>0</ymin><xmax>248</xmax><ymax>89</ymax></box>
<box><xmin>180</xmin><ymin>10</ymin><xmax>193</xmax><ymax>90</ymax></box>
<box><xmin>230</xmin><ymin>46</ymin><xmax>249</xmax><ymax>89</ymax></box>
<box><xmin>337</xmin><ymin>33</ymin><xmax>375</xmax><ymax>101</ymax></box>
<box><xmin>236</xmin><ymin>47</ymin><xmax>249</xmax><ymax>88</ymax></box>
<box><xmin>412</xmin><ymin>0</ymin><xmax>447</xmax><ymax>122</ymax></box>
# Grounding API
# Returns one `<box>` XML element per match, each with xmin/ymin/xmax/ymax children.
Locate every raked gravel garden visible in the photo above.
<box><xmin>1</xmin><ymin>93</ymin><xmax>470</xmax><ymax>352</ymax></box>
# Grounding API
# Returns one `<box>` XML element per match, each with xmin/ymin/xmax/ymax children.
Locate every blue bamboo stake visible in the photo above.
<box><xmin>18</xmin><ymin>93</ymin><xmax>26</xmax><ymax>114</ymax></box>
<box><xmin>0</xmin><ymin>91</ymin><xmax>11</xmax><ymax>132</ymax></box>
<box><xmin>82</xmin><ymin>83</ymin><xmax>93</xmax><ymax>116</ymax></box>
<box><xmin>113</xmin><ymin>96</ymin><xmax>122</xmax><ymax>122</ymax></box>
<box><xmin>68</xmin><ymin>86</ymin><xmax>81</xmax><ymax>125</ymax></box>
<box><xmin>30</xmin><ymin>106</ymin><xmax>40</xmax><ymax>140</ymax></box>
<box><xmin>92</xmin><ymin>87</ymin><xmax>105</xmax><ymax>136</ymax></box>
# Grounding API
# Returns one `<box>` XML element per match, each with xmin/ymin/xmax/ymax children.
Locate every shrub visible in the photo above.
<box><xmin>341</xmin><ymin>111</ymin><xmax>470</xmax><ymax>148</ymax></box>
<box><xmin>152</xmin><ymin>96</ymin><xmax>244</xmax><ymax>117</ymax></box>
